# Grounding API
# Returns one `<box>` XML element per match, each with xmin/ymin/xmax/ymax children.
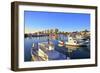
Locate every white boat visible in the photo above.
<box><xmin>58</xmin><ymin>40</ymin><xmax>64</xmax><ymax>47</ymax></box>
<box><xmin>65</xmin><ymin>36</ymin><xmax>87</xmax><ymax>47</ymax></box>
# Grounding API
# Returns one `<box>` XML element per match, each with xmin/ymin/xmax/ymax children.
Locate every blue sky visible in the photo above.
<box><xmin>24</xmin><ymin>11</ymin><xmax>90</xmax><ymax>33</ymax></box>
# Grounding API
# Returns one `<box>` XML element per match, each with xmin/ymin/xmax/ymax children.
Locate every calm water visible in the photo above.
<box><xmin>24</xmin><ymin>35</ymin><xmax>90</xmax><ymax>61</ymax></box>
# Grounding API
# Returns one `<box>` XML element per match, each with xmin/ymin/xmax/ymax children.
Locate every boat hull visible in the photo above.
<box><xmin>65</xmin><ymin>43</ymin><xmax>87</xmax><ymax>47</ymax></box>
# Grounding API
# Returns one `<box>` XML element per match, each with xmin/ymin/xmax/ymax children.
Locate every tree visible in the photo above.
<box><xmin>55</xmin><ymin>28</ymin><xmax>59</xmax><ymax>34</ymax></box>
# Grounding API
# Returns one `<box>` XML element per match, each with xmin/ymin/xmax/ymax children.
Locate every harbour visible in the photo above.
<box><xmin>24</xmin><ymin>33</ymin><xmax>90</xmax><ymax>61</ymax></box>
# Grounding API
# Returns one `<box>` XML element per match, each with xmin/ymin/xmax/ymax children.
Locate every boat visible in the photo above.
<box><xmin>31</xmin><ymin>42</ymin><xmax>55</xmax><ymax>61</ymax></box>
<box><xmin>31</xmin><ymin>42</ymin><xmax>66</xmax><ymax>61</ymax></box>
<box><xmin>65</xmin><ymin>36</ymin><xmax>87</xmax><ymax>47</ymax></box>
<box><xmin>58</xmin><ymin>40</ymin><xmax>64</xmax><ymax>47</ymax></box>
<box><xmin>31</xmin><ymin>43</ymin><xmax>49</xmax><ymax>61</ymax></box>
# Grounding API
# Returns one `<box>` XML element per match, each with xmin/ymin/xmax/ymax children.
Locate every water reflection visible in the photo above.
<box><xmin>65</xmin><ymin>45</ymin><xmax>80</xmax><ymax>52</ymax></box>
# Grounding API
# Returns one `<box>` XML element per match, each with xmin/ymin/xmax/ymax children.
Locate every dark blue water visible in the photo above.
<box><xmin>24</xmin><ymin>36</ymin><xmax>90</xmax><ymax>61</ymax></box>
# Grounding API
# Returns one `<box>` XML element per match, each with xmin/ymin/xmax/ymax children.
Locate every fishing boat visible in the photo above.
<box><xmin>65</xmin><ymin>36</ymin><xmax>87</xmax><ymax>47</ymax></box>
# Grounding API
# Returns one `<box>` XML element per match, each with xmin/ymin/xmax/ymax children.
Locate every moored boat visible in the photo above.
<box><xmin>31</xmin><ymin>42</ymin><xmax>55</xmax><ymax>61</ymax></box>
<box><xmin>65</xmin><ymin>36</ymin><xmax>87</xmax><ymax>47</ymax></box>
<box><xmin>58</xmin><ymin>40</ymin><xmax>64</xmax><ymax>47</ymax></box>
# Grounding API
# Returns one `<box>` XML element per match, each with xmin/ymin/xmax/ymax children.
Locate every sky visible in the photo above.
<box><xmin>24</xmin><ymin>11</ymin><xmax>90</xmax><ymax>33</ymax></box>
